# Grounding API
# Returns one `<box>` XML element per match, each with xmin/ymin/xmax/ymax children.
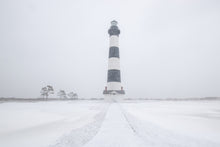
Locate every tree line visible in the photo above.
<box><xmin>40</xmin><ymin>85</ymin><xmax>78</xmax><ymax>100</ymax></box>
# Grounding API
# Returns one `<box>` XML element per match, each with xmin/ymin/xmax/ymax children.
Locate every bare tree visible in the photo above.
<box><xmin>68</xmin><ymin>92</ymin><xmax>78</xmax><ymax>100</ymax></box>
<box><xmin>57</xmin><ymin>90</ymin><xmax>67</xmax><ymax>99</ymax></box>
<box><xmin>73</xmin><ymin>93</ymin><xmax>78</xmax><ymax>99</ymax></box>
<box><xmin>68</xmin><ymin>92</ymin><xmax>74</xmax><ymax>99</ymax></box>
<box><xmin>47</xmin><ymin>85</ymin><xmax>54</xmax><ymax>94</ymax></box>
<box><xmin>40</xmin><ymin>85</ymin><xmax>54</xmax><ymax>100</ymax></box>
<box><xmin>40</xmin><ymin>87</ymin><xmax>48</xmax><ymax>99</ymax></box>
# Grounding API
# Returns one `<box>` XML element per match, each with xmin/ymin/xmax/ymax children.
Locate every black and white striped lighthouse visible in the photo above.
<box><xmin>103</xmin><ymin>20</ymin><xmax>125</xmax><ymax>95</ymax></box>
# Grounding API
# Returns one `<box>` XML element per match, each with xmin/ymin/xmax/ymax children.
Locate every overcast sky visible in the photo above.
<box><xmin>0</xmin><ymin>0</ymin><xmax>220</xmax><ymax>98</ymax></box>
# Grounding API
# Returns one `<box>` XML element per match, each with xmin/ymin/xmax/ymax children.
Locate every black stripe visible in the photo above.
<box><xmin>107</xmin><ymin>69</ymin><xmax>121</xmax><ymax>82</ymax></box>
<box><xmin>109</xmin><ymin>46</ymin><xmax>120</xmax><ymax>58</ymax></box>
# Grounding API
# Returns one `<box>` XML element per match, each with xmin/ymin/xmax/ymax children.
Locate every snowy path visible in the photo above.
<box><xmin>83</xmin><ymin>101</ymin><xmax>220</xmax><ymax>147</ymax></box>
<box><xmin>83</xmin><ymin>103</ymin><xmax>146</xmax><ymax>147</ymax></box>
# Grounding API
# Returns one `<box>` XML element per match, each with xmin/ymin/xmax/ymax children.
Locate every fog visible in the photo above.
<box><xmin>0</xmin><ymin>0</ymin><xmax>220</xmax><ymax>98</ymax></box>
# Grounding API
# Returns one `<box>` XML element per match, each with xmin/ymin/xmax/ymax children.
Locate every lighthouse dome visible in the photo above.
<box><xmin>111</xmin><ymin>20</ymin><xmax>118</xmax><ymax>26</ymax></box>
<box><xmin>108</xmin><ymin>20</ymin><xmax>120</xmax><ymax>36</ymax></box>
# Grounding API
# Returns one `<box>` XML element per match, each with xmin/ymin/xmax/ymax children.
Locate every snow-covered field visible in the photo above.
<box><xmin>0</xmin><ymin>99</ymin><xmax>220</xmax><ymax>147</ymax></box>
<box><xmin>0</xmin><ymin>101</ymin><xmax>107</xmax><ymax>147</ymax></box>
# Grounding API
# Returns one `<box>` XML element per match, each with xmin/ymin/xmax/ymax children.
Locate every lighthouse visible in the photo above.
<box><xmin>103</xmin><ymin>20</ymin><xmax>125</xmax><ymax>95</ymax></box>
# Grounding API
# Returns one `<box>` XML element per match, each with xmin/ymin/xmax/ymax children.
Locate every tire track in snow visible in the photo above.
<box><xmin>120</xmin><ymin>103</ymin><xmax>220</xmax><ymax>147</ymax></box>
<box><xmin>83</xmin><ymin>102</ymin><xmax>146</xmax><ymax>147</ymax></box>
<box><xmin>118</xmin><ymin>103</ymin><xmax>136</xmax><ymax>133</ymax></box>
<box><xmin>49</xmin><ymin>103</ymin><xmax>110</xmax><ymax>147</ymax></box>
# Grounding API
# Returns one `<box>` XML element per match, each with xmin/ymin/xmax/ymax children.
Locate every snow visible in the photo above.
<box><xmin>122</xmin><ymin>100</ymin><xmax>220</xmax><ymax>144</ymax></box>
<box><xmin>0</xmin><ymin>99</ymin><xmax>220</xmax><ymax>147</ymax></box>
<box><xmin>83</xmin><ymin>103</ymin><xmax>146</xmax><ymax>147</ymax></box>
<box><xmin>0</xmin><ymin>101</ymin><xmax>106</xmax><ymax>147</ymax></box>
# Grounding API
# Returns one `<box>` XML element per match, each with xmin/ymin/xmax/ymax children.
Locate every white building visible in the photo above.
<box><xmin>103</xmin><ymin>20</ymin><xmax>125</xmax><ymax>96</ymax></box>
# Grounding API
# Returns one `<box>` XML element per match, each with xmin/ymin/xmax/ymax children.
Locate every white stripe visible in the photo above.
<box><xmin>108</xmin><ymin>58</ymin><xmax>120</xmax><ymax>70</ymax></box>
<box><xmin>109</xmin><ymin>35</ymin><xmax>119</xmax><ymax>47</ymax></box>
<box><xmin>107</xmin><ymin>82</ymin><xmax>121</xmax><ymax>90</ymax></box>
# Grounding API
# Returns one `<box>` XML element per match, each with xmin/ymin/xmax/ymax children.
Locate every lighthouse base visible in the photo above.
<box><xmin>104</xmin><ymin>93</ymin><xmax>125</xmax><ymax>102</ymax></box>
<box><xmin>103</xmin><ymin>90</ymin><xmax>125</xmax><ymax>95</ymax></box>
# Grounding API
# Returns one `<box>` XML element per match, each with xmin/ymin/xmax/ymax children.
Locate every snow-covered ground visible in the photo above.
<box><xmin>121</xmin><ymin>100</ymin><xmax>220</xmax><ymax>146</ymax></box>
<box><xmin>0</xmin><ymin>99</ymin><xmax>220</xmax><ymax>147</ymax></box>
<box><xmin>0</xmin><ymin>101</ymin><xmax>107</xmax><ymax>147</ymax></box>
